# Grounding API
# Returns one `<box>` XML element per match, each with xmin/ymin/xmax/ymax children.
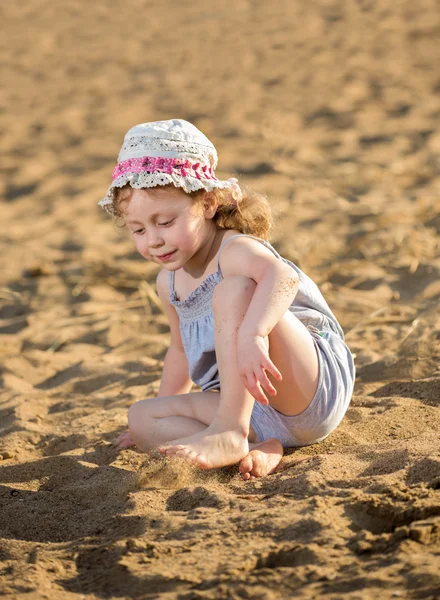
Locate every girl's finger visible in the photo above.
<box><xmin>241</xmin><ymin>372</ymin><xmax>260</xmax><ymax>402</ymax></box>
<box><xmin>241</xmin><ymin>367</ymin><xmax>270</xmax><ymax>405</ymax></box>
<box><xmin>258</xmin><ymin>368</ymin><xmax>277</xmax><ymax>396</ymax></box>
<box><xmin>245</xmin><ymin>374</ymin><xmax>265</xmax><ymax>404</ymax></box>
<box><xmin>263</xmin><ymin>356</ymin><xmax>282</xmax><ymax>381</ymax></box>
<box><xmin>250</xmin><ymin>378</ymin><xmax>270</xmax><ymax>405</ymax></box>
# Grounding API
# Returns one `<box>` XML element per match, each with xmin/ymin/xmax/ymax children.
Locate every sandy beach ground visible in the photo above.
<box><xmin>1</xmin><ymin>1</ymin><xmax>440</xmax><ymax>598</ymax></box>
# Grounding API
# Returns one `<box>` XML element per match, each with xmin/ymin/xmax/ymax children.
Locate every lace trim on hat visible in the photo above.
<box><xmin>112</xmin><ymin>156</ymin><xmax>218</xmax><ymax>182</ymax></box>
<box><xmin>119</xmin><ymin>136</ymin><xmax>216</xmax><ymax>165</ymax></box>
<box><xmin>98</xmin><ymin>171</ymin><xmax>233</xmax><ymax>215</ymax></box>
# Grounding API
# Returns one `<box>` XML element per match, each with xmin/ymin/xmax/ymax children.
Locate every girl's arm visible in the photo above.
<box><xmin>219</xmin><ymin>237</ymin><xmax>299</xmax><ymax>338</ymax></box>
<box><xmin>219</xmin><ymin>237</ymin><xmax>299</xmax><ymax>403</ymax></box>
<box><xmin>156</xmin><ymin>270</ymin><xmax>193</xmax><ymax>397</ymax></box>
<box><xmin>158</xmin><ymin>345</ymin><xmax>192</xmax><ymax>397</ymax></box>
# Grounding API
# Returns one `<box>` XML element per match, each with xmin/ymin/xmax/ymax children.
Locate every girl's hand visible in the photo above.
<box><xmin>237</xmin><ymin>334</ymin><xmax>282</xmax><ymax>404</ymax></box>
<box><xmin>114</xmin><ymin>431</ymin><xmax>137</xmax><ymax>449</ymax></box>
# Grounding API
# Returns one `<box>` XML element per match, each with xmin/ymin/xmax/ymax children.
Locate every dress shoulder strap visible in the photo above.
<box><xmin>168</xmin><ymin>270</ymin><xmax>175</xmax><ymax>296</ymax></box>
<box><xmin>216</xmin><ymin>233</ymin><xmax>281</xmax><ymax>275</ymax></box>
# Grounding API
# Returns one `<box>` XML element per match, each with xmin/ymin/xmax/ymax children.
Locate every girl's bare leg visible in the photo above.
<box><xmin>159</xmin><ymin>277</ymin><xmax>259</xmax><ymax>468</ymax></box>
<box><xmin>116</xmin><ymin>391</ymin><xmax>277</xmax><ymax>479</ymax></box>
<box><xmin>118</xmin><ymin>400</ymin><xmax>283</xmax><ymax>479</ymax></box>
<box><xmin>121</xmin><ymin>392</ymin><xmax>221</xmax><ymax>451</ymax></box>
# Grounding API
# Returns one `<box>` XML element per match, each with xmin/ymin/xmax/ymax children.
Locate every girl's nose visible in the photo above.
<box><xmin>147</xmin><ymin>229</ymin><xmax>164</xmax><ymax>248</ymax></box>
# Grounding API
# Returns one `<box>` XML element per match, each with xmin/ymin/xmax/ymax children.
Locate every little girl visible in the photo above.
<box><xmin>99</xmin><ymin>119</ymin><xmax>355</xmax><ymax>480</ymax></box>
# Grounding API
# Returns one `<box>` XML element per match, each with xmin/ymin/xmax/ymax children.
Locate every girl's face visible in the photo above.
<box><xmin>123</xmin><ymin>187</ymin><xmax>216</xmax><ymax>271</ymax></box>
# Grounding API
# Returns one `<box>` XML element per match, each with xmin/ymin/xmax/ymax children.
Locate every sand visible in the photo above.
<box><xmin>1</xmin><ymin>0</ymin><xmax>440</xmax><ymax>598</ymax></box>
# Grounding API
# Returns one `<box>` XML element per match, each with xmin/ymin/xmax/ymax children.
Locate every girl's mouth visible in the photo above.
<box><xmin>156</xmin><ymin>250</ymin><xmax>177</xmax><ymax>262</ymax></box>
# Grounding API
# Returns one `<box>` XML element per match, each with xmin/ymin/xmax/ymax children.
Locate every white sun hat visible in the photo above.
<box><xmin>98</xmin><ymin>119</ymin><xmax>239</xmax><ymax>215</ymax></box>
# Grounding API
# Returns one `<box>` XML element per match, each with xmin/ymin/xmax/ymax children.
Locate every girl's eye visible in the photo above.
<box><xmin>133</xmin><ymin>228</ymin><xmax>145</xmax><ymax>235</ymax></box>
<box><xmin>158</xmin><ymin>219</ymin><xmax>174</xmax><ymax>227</ymax></box>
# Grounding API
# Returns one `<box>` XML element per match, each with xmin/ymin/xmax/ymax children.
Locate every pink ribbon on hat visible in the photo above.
<box><xmin>112</xmin><ymin>156</ymin><xmax>219</xmax><ymax>182</ymax></box>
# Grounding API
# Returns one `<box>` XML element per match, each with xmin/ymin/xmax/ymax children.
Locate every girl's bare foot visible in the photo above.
<box><xmin>115</xmin><ymin>431</ymin><xmax>136</xmax><ymax>449</ymax></box>
<box><xmin>239</xmin><ymin>438</ymin><xmax>283</xmax><ymax>480</ymax></box>
<box><xmin>158</xmin><ymin>424</ymin><xmax>249</xmax><ymax>469</ymax></box>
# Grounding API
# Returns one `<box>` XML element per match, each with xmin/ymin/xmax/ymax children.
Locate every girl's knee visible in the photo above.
<box><xmin>128</xmin><ymin>400</ymin><xmax>152</xmax><ymax>435</ymax></box>
<box><xmin>212</xmin><ymin>276</ymin><xmax>256</xmax><ymax>312</ymax></box>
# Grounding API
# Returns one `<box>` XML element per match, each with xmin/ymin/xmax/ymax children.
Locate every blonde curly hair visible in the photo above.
<box><xmin>111</xmin><ymin>183</ymin><xmax>273</xmax><ymax>241</ymax></box>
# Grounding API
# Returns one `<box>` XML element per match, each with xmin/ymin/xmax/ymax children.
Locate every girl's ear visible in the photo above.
<box><xmin>202</xmin><ymin>192</ymin><xmax>218</xmax><ymax>219</ymax></box>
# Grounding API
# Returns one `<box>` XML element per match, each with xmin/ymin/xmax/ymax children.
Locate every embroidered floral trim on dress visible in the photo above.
<box><xmin>169</xmin><ymin>271</ymin><xmax>222</xmax><ymax>322</ymax></box>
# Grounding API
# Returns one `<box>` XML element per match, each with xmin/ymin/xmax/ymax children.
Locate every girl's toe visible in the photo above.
<box><xmin>174</xmin><ymin>448</ymin><xmax>190</xmax><ymax>458</ymax></box>
<box><xmin>162</xmin><ymin>444</ymin><xmax>184</xmax><ymax>455</ymax></box>
<box><xmin>196</xmin><ymin>455</ymin><xmax>211</xmax><ymax>469</ymax></box>
<box><xmin>239</xmin><ymin>453</ymin><xmax>253</xmax><ymax>475</ymax></box>
<box><xmin>251</xmin><ymin>455</ymin><xmax>265</xmax><ymax>477</ymax></box>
